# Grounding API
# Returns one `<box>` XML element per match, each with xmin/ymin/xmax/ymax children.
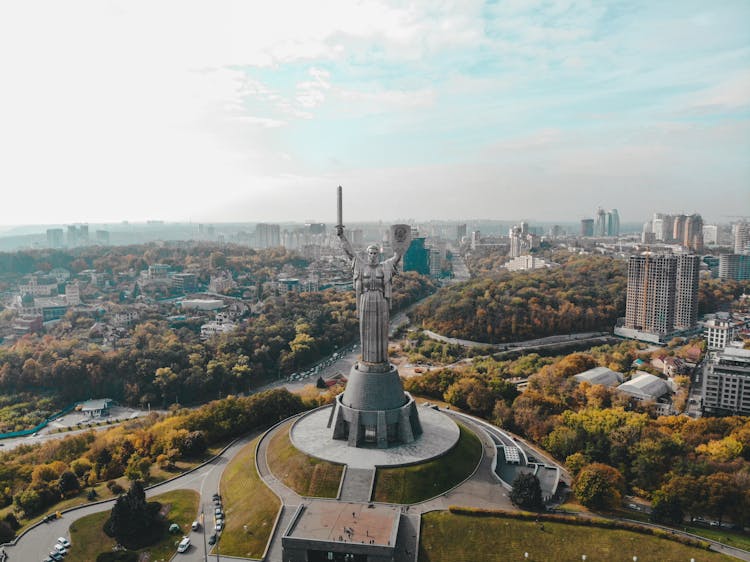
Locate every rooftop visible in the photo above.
<box><xmin>285</xmin><ymin>501</ymin><xmax>399</xmax><ymax>547</ymax></box>
<box><xmin>573</xmin><ymin>366</ymin><xmax>623</xmax><ymax>387</ymax></box>
<box><xmin>617</xmin><ymin>372</ymin><xmax>670</xmax><ymax>400</ymax></box>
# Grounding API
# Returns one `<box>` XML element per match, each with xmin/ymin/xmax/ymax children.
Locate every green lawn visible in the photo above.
<box><xmin>420</xmin><ymin>512</ymin><xmax>735</xmax><ymax>562</ymax></box>
<box><xmin>67</xmin><ymin>489</ymin><xmax>199</xmax><ymax>562</ymax></box>
<box><xmin>372</xmin><ymin>423</ymin><xmax>482</xmax><ymax>504</ymax></box>
<box><xmin>217</xmin><ymin>435</ymin><xmax>281</xmax><ymax>558</ymax></box>
<box><xmin>266</xmin><ymin>421</ymin><xmax>344</xmax><ymax>498</ymax></box>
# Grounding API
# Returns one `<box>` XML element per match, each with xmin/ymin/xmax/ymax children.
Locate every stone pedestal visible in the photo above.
<box><xmin>328</xmin><ymin>361</ymin><xmax>422</xmax><ymax>448</ymax></box>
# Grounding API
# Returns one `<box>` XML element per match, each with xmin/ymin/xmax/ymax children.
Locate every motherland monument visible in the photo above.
<box><xmin>327</xmin><ymin>186</ymin><xmax>423</xmax><ymax>448</ymax></box>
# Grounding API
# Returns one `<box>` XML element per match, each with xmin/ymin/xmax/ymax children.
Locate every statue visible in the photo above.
<box><xmin>330</xmin><ymin>187</ymin><xmax>420</xmax><ymax>447</ymax></box>
<box><xmin>336</xmin><ymin>228</ymin><xmax>406</xmax><ymax>364</ymax></box>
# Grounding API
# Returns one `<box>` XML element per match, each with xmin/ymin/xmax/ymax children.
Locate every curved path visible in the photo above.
<box><xmin>3</xmin><ymin>432</ymin><xmax>261</xmax><ymax>562</ymax></box>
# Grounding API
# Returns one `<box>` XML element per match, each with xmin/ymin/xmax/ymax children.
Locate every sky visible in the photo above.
<box><xmin>0</xmin><ymin>0</ymin><xmax>748</xmax><ymax>227</ymax></box>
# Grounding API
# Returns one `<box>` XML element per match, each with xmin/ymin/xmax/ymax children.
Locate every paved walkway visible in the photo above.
<box><xmin>339</xmin><ymin>468</ymin><xmax>374</xmax><ymax>502</ymax></box>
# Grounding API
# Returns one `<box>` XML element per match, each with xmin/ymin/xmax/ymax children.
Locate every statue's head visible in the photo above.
<box><xmin>366</xmin><ymin>244</ymin><xmax>380</xmax><ymax>265</ymax></box>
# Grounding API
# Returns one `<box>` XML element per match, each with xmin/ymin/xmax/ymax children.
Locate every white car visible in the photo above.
<box><xmin>177</xmin><ymin>536</ymin><xmax>191</xmax><ymax>553</ymax></box>
<box><xmin>53</xmin><ymin>544</ymin><xmax>68</xmax><ymax>555</ymax></box>
<box><xmin>57</xmin><ymin>537</ymin><xmax>71</xmax><ymax>549</ymax></box>
<box><xmin>215</xmin><ymin>520</ymin><xmax>224</xmax><ymax>532</ymax></box>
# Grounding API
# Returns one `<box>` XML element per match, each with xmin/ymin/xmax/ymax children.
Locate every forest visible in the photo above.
<box><xmin>403</xmin><ymin>340</ymin><xmax>750</xmax><ymax>525</ymax></box>
<box><xmin>413</xmin><ymin>252</ymin><xmax>750</xmax><ymax>343</ymax></box>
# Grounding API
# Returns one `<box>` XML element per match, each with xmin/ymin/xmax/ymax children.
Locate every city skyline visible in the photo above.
<box><xmin>1</xmin><ymin>0</ymin><xmax>748</xmax><ymax>226</ymax></box>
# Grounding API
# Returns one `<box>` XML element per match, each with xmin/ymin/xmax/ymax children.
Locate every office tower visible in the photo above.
<box><xmin>594</xmin><ymin>208</ymin><xmax>607</xmax><ymax>236</ymax></box>
<box><xmin>46</xmin><ymin>228</ymin><xmax>64</xmax><ymax>248</ymax></box>
<box><xmin>580</xmin><ymin>219</ymin><xmax>594</xmax><ymax>237</ymax></box>
<box><xmin>735</xmin><ymin>222</ymin><xmax>750</xmax><ymax>254</ymax></box>
<box><xmin>719</xmin><ymin>254</ymin><xmax>750</xmax><ymax>280</ymax></box>
<box><xmin>606</xmin><ymin>209</ymin><xmax>620</xmax><ymax>237</ymax></box>
<box><xmin>256</xmin><ymin>223</ymin><xmax>281</xmax><ymax>249</ymax></box>
<box><xmin>624</xmin><ymin>254</ymin><xmax>699</xmax><ymax>337</ymax></box>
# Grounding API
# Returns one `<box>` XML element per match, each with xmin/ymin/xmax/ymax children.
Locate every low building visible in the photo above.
<box><xmin>12</xmin><ymin>315</ymin><xmax>43</xmax><ymax>335</ymax></box>
<box><xmin>79</xmin><ymin>398</ymin><xmax>113</xmax><ymax>418</ymax></box>
<box><xmin>172</xmin><ymin>273</ymin><xmax>198</xmax><ymax>293</ymax></box>
<box><xmin>703</xmin><ymin>346</ymin><xmax>750</xmax><ymax>416</ymax></box>
<box><xmin>504</xmin><ymin>255</ymin><xmax>559</xmax><ymax>272</ymax></box>
<box><xmin>200</xmin><ymin>320</ymin><xmax>237</xmax><ymax>340</ymax></box>
<box><xmin>180</xmin><ymin>299</ymin><xmax>225</xmax><ymax>311</ymax></box>
<box><xmin>573</xmin><ymin>366</ymin><xmax>624</xmax><ymax>388</ymax></box>
<box><xmin>282</xmin><ymin>501</ymin><xmax>400</xmax><ymax>562</ymax></box>
<box><xmin>617</xmin><ymin>372</ymin><xmax>672</xmax><ymax>414</ymax></box>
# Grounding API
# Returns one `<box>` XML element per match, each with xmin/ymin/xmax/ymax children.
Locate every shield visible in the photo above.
<box><xmin>391</xmin><ymin>224</ymin><xmax>412</xmax><ymax>255</ymax></box>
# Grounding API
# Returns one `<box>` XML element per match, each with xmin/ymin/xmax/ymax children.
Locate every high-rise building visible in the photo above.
<box><xmin>256</xmin><ymin>223</ymin><xmax>281</xmax><ymax>249</ymax></box>
<box><xmin>734</xmin><ymin>222</ymin><xmax>750</xmax><ymax>254</ymax></box>
<box><xmin>702</xmin><ymin>225</ymin><xmax>719</xmax><ymax>246</ymax></box>
<box><xmin>594</xmin><ymin>208</ymin><xmax>607</xmax><ymax>236</ymax></box>
<box><xmin>580</xmin><ymin>219</ymin><xmax>594</xmax><ymax>237</ymax></box>
<box><xmin>703</xmin><ymin>347</ymin><xmax>750</xmax><ymax>416</ymax></box>
<box><xmin>46</xmin><ymin>228</ymin><xmax>64</xmax><ymax>248</ymax></box>
<box><xmin>95</xmin><ymin>230</ymin><xmax>110</xmax><ymax>245</ymax></box>
<box><xmin>719</xmin><ymin>254</ymin><xmax>750</xmax><ymax>280</ymax></box>
<box><xmin>674</xmin><ymin>255</ymin><xmax>699</xmax><ymax>330</ymax></box>
<box><xmin>606</xmin><ymin>209</ymin><xmax>620</xmax><ymax>237</ymax></box>
<box><xmin>622</xmin><ymin>254</ymin><xmax>699</xmax><ymax>338</ymax></box>
<box><xmin>403</xmin><ymin>238</ymin><xmax>430</xmax><ymax>275</ymax></box>
<box><xmin>456</xmin><ymin>224</ymin><xmax>467</xmax><ymax>242</ymax></box>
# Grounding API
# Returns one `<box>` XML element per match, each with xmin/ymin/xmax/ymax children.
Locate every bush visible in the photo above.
<box><xmin>106</xmin><ymin>480</ymin><xmax>124</xmax><ymax>495</ymax></box>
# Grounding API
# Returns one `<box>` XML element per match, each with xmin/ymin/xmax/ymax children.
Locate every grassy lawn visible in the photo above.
<box><xmin>420</xmin><ymin>512</ymin><xmax>735</xmax><ymax>562</ymax></box>
<box><xmin>372</xmin><ymin>423</ymin><xmax>482</xmax><ymax>504</ymax></box>
<box><xmin>266</xmin><ymin>421</ymin><xmax>344</xmax><ymax>498</ymax></box>
<box><xmin>67</xmin><ymin>489</ymin><xmax>199</xmax><ymax>562</ymax></box>
<box><xmin>218</xmin><ymin>435</ymin><xmax>281</xmax><ymax>558</ymax></box>
<box><xmin>681</xmin><ymin>524</ymin><xmax>750</xmax><ymax>552</ymax></box>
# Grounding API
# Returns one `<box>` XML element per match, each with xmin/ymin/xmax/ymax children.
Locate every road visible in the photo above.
<box><xmin>3</xmin><ymin>434</ymin><xmax>258</xmax><ymax>562</ymax></box>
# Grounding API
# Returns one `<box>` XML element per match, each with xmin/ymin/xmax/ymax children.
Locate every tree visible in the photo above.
<box><xmin>510</xmin><ymin>473</ymin><xmax>544</xmax><ymax>510</ymax></box>
<box><xmin>573</xmin><ymin>463</ymin><xmax>625</xmax><ymax>510</ymax></box>
<box><xmin>58</xmin><ymin>471</ymin><xmax>80</xmax><ymax>496</ymax></box>
<box><xmin>105</xmin><ymin>481</ymin><xmax>163</xmax><ymax>549</ymax></box>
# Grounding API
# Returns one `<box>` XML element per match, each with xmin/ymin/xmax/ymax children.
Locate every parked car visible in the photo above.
<box><xmin>215</xmin><ymin>521</ymin><xmax>224</xmax><ymax>532</ymax></box>
<box><xmin>208</xmin><ymin>534</ymin><xmax>217</xmax><ymax>545</ymax></box>
<box><xmin>48</xmin><ymin>553</ymin><xmax>63</xmax><ymax>562</ymax></box>
<box><xmin>191</xmin><ymin>520</ymin><xmax>200</xmax><ymax>531</ymax></box>
<box><xmin>177</xmin><ymin>536</ymin><xmax>191</xmax><ymax>553</ymax></box>
<box><xmin>57</xmin><ymin>538</ymin><xmax>71</xmax><ymax>549</ymax></box>
<box><xmin>53</xmin><ymin>544</ymin><xmax>68</xmax><ymax>555</ymax></box>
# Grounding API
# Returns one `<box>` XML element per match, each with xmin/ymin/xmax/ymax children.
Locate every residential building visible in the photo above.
<box><xmin>19</xmin><ymin>276</ymin><xmax>58</xmax><ymax>297</ymax></box>
<box><xmin>504</xmin><ymin>255</ymin><xmax>558</xmax><ymax>272</ymax></box>
<box><xmin>703</xmin><ymin>347</ymin><xmax>750</xmax><ymax>415</ymax></box>
<box><xmin>703</xmin><ymin>225</ymin><xmax>719</xmax><ymax>246</ymax></box>
<box><xmin>46</xmin><ymin>228</ymin><xmax>64</xmax><ymax>248</ymax></box>
<box><xmin>719</xmin><ymin>254</ymin><xmax>750</xmax><ymax>280</ymax></box>
<box><xmin>64</xmin><ymin>281</ymin><xmax>81</xmax><ymax>306</ymax></box>
<box><xmin>580</xmin><ymin>219</ymin><xmax>594</xmax><ymax>237</ymax></box>
<box><xmin>172</xmin><ymin>273</ymin><xmax>198</xmax><ymax>293</ymax></box>
<box><xmin>209</xmin><ymin>271</ymin><xmax>237</xmax><ymax>293</ymax></box>
<box><xmin>617</xmin><ymin>254</ymin><xmax>699</xmax><ymax>342</ymax></box>
<box><xmin>256</xmin><ymin>223</ymin><xmax>281</xmax><ymax>249</ymax></box>
<box><xmin>705</xmin><ymin>317</ymin><xmax>746</xmax><ymax>350</ymax></box>
<box><xmin>200</xmin><ymin>320</ymin><xmax>237</xmax><ymax>340</ymax></box>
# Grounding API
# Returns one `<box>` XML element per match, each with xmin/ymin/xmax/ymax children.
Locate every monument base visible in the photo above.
<box><xmin>327</xmin><ymin>362</ymin><xmax>423</xmax><ymax>448</ymax></box>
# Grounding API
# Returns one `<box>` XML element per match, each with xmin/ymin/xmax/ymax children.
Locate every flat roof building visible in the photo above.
<box><xmin>282</xmin><ymin>501</ymin><xmax>400</xmax><ymax>562</ymax></box>
<box><xmin>703</xmin><ymin>347</ymin><xmax>750</xmax><ymax>416</ymax></box>
<box><xmin>617</xmin><ymin>372</ymin><xmax>671</xmax><ymax>402</ymax></box>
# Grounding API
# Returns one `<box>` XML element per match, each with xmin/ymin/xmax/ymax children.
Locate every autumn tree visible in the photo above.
<box><xmin>573</xmin><ymin>463</ymin><xmax>625</xmax><ymax>510</ymax></box>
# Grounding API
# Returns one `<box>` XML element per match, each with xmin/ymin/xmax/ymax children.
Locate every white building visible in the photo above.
<box><xmin>573</xmin><ymin>367</ymin><xmax>624</xmax><ymax>388</ymax></box>
<box><xmin>617</xmin><ymin>372</ymin><xmax>672</xmax><ymax>414</ymax></box>
<box><xmin>704</xmin><ymin>317</ymin><xmax>746</xmax><ymax>350</ymax></box>
<box><xmin>200</xmin><ymin>320</ymin><xmax>237</xmax><ymax>340</ymax></box>
<box><xmin>504</xmin><ymin>255</ymin><xmax>558</xmax><ymax>272</ymax></box>
<box><xmin>180</xmin><ymin>299</ymin><xmax>225</xmax><ymax>311</ymax></box>
<box><xmin>19</xmin><ymin>276</ymin><xmax>58</xmax><ymax>297</ymax></box>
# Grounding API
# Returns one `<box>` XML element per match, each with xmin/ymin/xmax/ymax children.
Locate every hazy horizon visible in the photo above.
<box><xmin>1</xmin><ymin>1</ymin><xmax>748</xmax><ymax>226</ymax></box>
